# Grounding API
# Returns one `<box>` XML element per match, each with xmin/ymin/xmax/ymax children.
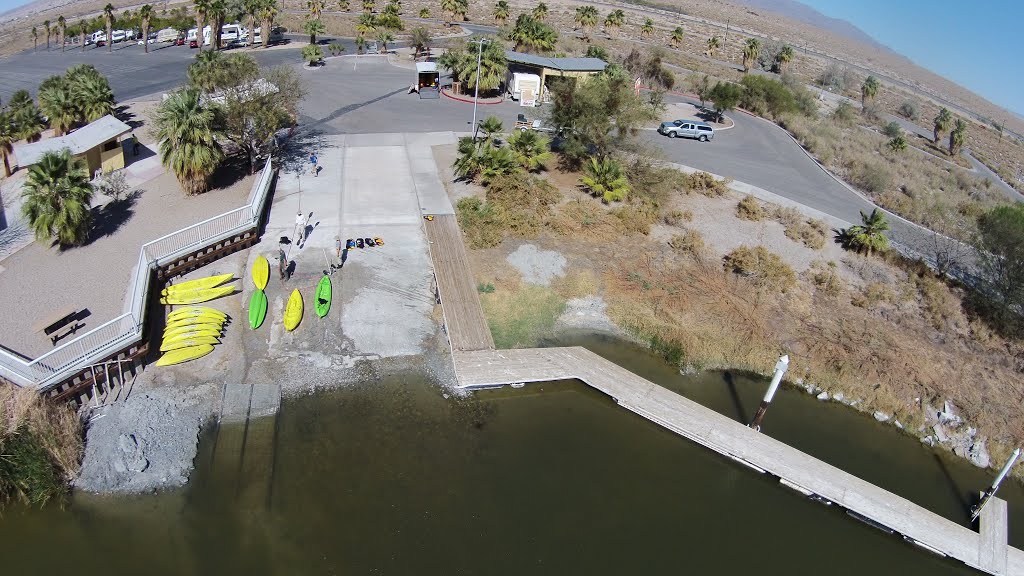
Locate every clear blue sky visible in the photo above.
<box><xmin>800</xmin><ymin>0</ymin><xmax>1024</xmax><ymax>117</ymax></box>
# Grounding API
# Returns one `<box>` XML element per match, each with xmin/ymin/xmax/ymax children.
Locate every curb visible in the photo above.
<box><xmin>440</xmin><ymin>89</ymin><xmax>504</xmax><ymax>105</ymax></box>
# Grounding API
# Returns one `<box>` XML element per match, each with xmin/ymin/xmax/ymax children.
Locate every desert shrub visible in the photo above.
<box><xmin>668</xmin><ymin>228</ymin><xmax>705</xmax><ymax>256</ymax></box>
<box><xmin>477</xmin><ymin>282</ymin><xmax>496</xmax><ymax>293</ymax></box>
<box><xmin>486</xmin><ymin>173</ymin><xmax>559</xmax><ymax>235</ymax></box>
<box><xmin>456</xmin><ymin>197</ymin><xmax>505</xmax><ymax>249</ymax></box>
<box><xmin>736</xmin><ymin>195</ymin><xmax>764</xmax><ymax>220</ymax></box>
<box><xmin>914</xmin><ymin>274</ymin><xmax>961</xmax><ymax>330</ymax></box>
<box><xmin>898</xmin><ymin>100</ymin><xmax>918</xmax><ymax>120</ymax></box>
<box><xmin>806</xmin><ymin>260</ymin><xmax>843</xmax><ymax>297</ymax></box>
<box><xmin>625</xmin><ymin>157</ymin><xmax>682</xmax><ymax>204</ymax></box>
<box><xmin>780</xmin><ymin>73</ymin><xmax>818</xmax><ymax>116</ymax></box>
<box><xmin>852</xmin><ymin>161</ymin><xmax>893</xmax><ymax>194</ymax></box>
<box><xmin>739</xmin><ymin>75</ymin><xmax>797</xmax><ymax>119</ymax></box>
<box><xmin>663</xmin><ymin>209</ymin><xmax>692</xmax><ymax>225</ymax></box>
<box><xmin>831</xmin><ymin>101</ymin><xmax>857</xmax><ymax>126</ymax></box>
<box><xmin>771</xmin><ymin>205</ymin><xmax>803</xmax><ymax>228</ymax></box>
<box><xmin>785</xmin><ymin>218</ymin><xmax>828</xmax><ymax>249</ymax></box>
<box><xmin>817</xmin><ymin>62</ymin><xmax>856</xmax><ymax>92</ymax></box>
<box><xmin>685</xmin><ymin>171</ymin><xmax>727</xmax><ymax>197</ymax></box>
<box><xmin>851</xmin><ymin>282</ymin><xmax>896</xmax><ymax>310</ymax></box>
<box><xmin>722</xmin><ymin>245</ymin><xmax>796</xmax><ymax>291</ymax></box>
<box><xmin>611</xmin><ymin>199</ymin><xmax>660</xmax><ymax>235</ymax></box>
<box><xmin>882</xmin><ymin>121</ymin><xmax>902</xmax><ymax>138</ymax></box>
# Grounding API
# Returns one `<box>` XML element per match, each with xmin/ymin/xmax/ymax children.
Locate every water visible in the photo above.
<box><xmin>0</xmin><ymin>334</ymin><xmax>1018</xmax><ymax>574</ymax></box>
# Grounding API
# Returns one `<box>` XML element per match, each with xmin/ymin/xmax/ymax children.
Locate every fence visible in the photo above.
<box><xmin>0</xmin><ymin>158</ymin><xmax>275</xmax><ymax>392</ymax></box>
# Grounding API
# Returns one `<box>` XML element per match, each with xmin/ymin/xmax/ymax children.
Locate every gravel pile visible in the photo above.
<box><xmin>506</xmin><ymin>244</ymin><xmax>566</xmax><ymax>286</ymax></box>
<box><xmin>556</xmin><ymin>296</ymin><xmax>623</xmax><ymax>335</ymax></box>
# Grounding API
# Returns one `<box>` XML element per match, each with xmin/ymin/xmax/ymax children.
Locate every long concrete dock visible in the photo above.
<box><xmin>454</xmin><ymin>347</ymin><xmax>1024</xmax><ymax>575</ymax></box>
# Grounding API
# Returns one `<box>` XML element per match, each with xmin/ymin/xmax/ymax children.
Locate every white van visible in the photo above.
<box><xmin>92</xmin><ymin>30</ymin><xmax>106</xmax><ymax>43</ymax></box>
<box><xmin>111</xmin><ymin>29</ymin><xmax>126</xmax><ymax>43</ymax></box>
<box><xmin>251</xmin><ymin>26</ymin><xmax>283</xmax><ymax>46</ymax></box>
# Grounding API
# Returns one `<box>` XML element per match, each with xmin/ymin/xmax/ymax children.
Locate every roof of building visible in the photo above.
<box><xmin>14</xmin><ymin>115</ymin><xmax>131</xmax><ymax>167</ymax></box>
<box><xmin>416</xmin><ymin>62</ymin><xmax>438</xmax><ymax>73</ymax></box>
<box><xmin>504</xmin><ymin>51</ymin><xmax>607</xmax><ymax>72</ymax></box>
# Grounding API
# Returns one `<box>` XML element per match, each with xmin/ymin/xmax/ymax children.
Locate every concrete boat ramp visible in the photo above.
<box><xmin>450</xmin><ymin>349</ymin><xmax>1022</xmax><ymax>574</ymax></box>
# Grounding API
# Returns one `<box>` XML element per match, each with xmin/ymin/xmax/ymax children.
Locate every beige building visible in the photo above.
<box><xmin>504</xmin><ymin>51</ymin><xmax>607</xmax><ymax>102</ymax></box>
<box><xmin>15</xmin><ymin>115</ymin><xmax>131</xmax><ymax>177</ymax></box>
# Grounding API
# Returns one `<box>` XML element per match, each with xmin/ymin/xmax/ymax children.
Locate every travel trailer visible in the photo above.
<box><xmin>251</xmin><ymin>26</ymin><xmax>284</xmax><ymax>46</ymax></box>
<box><xmin>220</xmin><ymin>23</ymin><xmax>244</xmax><ymax>46</ymax></box>
<box><xmin>186</xmin><ymin>26</ymin><xmax>212</xmax><ymax>47</ymax></box>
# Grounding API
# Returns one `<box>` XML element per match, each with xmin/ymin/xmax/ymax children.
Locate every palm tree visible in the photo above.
<box><xmin>641</xmin><ymin>18</ymin><xmax>653</xmax><ymax>38</ymax></box>
<box><xmin>669</xmin><ymin>26</ymin><xmax>684</xmax><ymax>48</ymax></box>
<box><xmin>67</xmin><ymin>65</ymin><xmax>115</xmax><ymax>122</ymax></box>
<box><xmin>355</xmin><ymin>35</ymin><xmax>367</xmax><ymax>54</ymax></box>
<box><xmin>375</xmin><ymin>29</ymin><xmax>394</xmax><ymax>52</ymax></box>
<box><xmin>9</xmin><ymin>91</ymin><xmax>45</xmax><ymax>142</ymax></box>
<box><xmin>887</xmin><ymin>134</ymin><xmax>907</xmax><ymax>153</ymax></box>
<box><xmin>933</xmin><ymin>107</ymin><xmax>952</xmax><ymax>144</ymax></box>
<box><xmin>532</xmin><ymin>2</ymin><xmax>548</xmax><ymax>22</ymax></box>
<box><xmin>836</xmin><ymin>209</ymin><xmax>889</xmax><ymax>256</ymax></box>
<box><xmin>79</xmin><ymin>19</ymin><xmax>87</xmax><ymax>52</ymax></box>
<box><xmin>775</xmin><ymin>44</ymin><xmax>793</xmax><ymax>73</ymax></box>
<box><xmin>305</xmin><ymin>18</ymin><xmax>325</xmax><ymax>44</ymax></box>
<box><xmin>418</xmin><ymin>7</ymin><xmax>429</xmax><ymax>18</ymax></box>
<box><xmin>20</xmin><ymin>149</ymin><xmax>94</xmax><ymax>247</ymax></box>
<box><xmin>574</xmin><ymin>6</ymin><xmax>598</xmax><ymax>40</ymax></box>
<box><xmin>187</xmin><ymin>49</ymin><xmax>223</xmax><ymax>91</ymax></box>
<box><xmin>581</xmin><ymin>156</ymin><xmax>629</xmax><ymax>203</ymax></box>
<box><xmin>492</xmin><ymin>0</ymin><xmax>509</xmax><ymax>26</ymax></box>
<box><xmin>604</xmin><ymin>9</ymin><xmax>624</xmax><ymax>37</ymax></box>
<box><xmin>439</xmin><ymin>0</ymin><xmax>457</xmax><ymax>25</ymax></box>
<box><xmin>861</xmin><ymin>75</ymin><xmax>879</xmax><ymax>109</ymax></box>
<box><xmin>741</xmin><ymin>38</ymin><xmax>760</xmax><ymax>72</ymax></box>
<box><xmin>508</xmin><ymin>14</ymin><xmax>557</xmax><ymax>54</ymax></box>
<box><xmin>308</xmin><ymin>0</ymin><xmax>325</xmax><ymax>19</ymax></box>
<box><xmin>43</xmin><ymin>20</ymin><xmax>51</xmax><ymax>50</ymax></box>
<box><xmin>479</xmin><ymin>145</ymin><xmax>519</xmax><ymax>184</ymax></box>
<box><xmin>452</xmin><ymin>136</ymin><xmax>481</xmax><ymax>180</ymax></box>
<box><xmin>302</xmin><ymin>43</ymin><xmax>323</xmax><ymax>64</ymax></box>
<box><xmin>362</xmin><ymin>0</ymin><xmax>375</xmax><ymax>13</ymax></box>
<box><xmin>38</xmin><ymin>77</ymin><xmax>77</xmax><ymax>136</ymax></box>
<box><xmin>57</xmin><ymin>16</ymin><xmax>67</xmax><ymax>53</ymax></box>
<box><xmin>949</xmin><ymin>118</ymin><xmax>966</xmax><ymax>156</ymax></box>
<box><xmin>409</xmin><ymin>26</ymin><xmax>431</xmax><ymax>60</ymax></box>
<box><xmin>31</xmin><ymin>26</ymin><xmax>38</xmax><ymax>52</ymax></box>
<box><xmin>0</xmin><ymin>112</ymin><xmax>15</xmax><ymax>177</ymax></box>
<box><xmin>243</xmin><ymin>0</ymin><xmax>261</xmax><ymax>49</ymax></box>
<box><xmin>102</xmin><ymin>4</ymin><xmax>114</xmax><ymax>53</ymax></box>
<box><xmin>705</xmin><ymin>35</ymin><xmax>720</xmax><ymax>57</ymax></box>
<box><xmin>507</xmin><ymin>129</ymin><xmax>551</xmax><ymax>171</ymax></box>
<box><xmin>259</xmin><ymin>0</ymin><xmax>279</xmax><ymax>50</ymax></box>
<box><xmin>454</xmin><ymin>0</ymin><xmax>469</xmax><ymax>22</ymax></box>
<box><xmin>193</xmin><ymin>0</ymin><xmax>210</xmax><ymax>53</ymax></box>
<box><xmin>477</xmin><ymin>115</ymin><xmax>503</xmax><ymax>141</ymax></box>
<box><xmin>138</xmin><ymin>5</ymin><xmax>153</xmax><ymax>54</ymax></box>
<box><xmin>154</xmin><ymin>88</ymin><xmax>224</xmax><ymax>195</ymax></box>
<box><xmin>338</xmin><ymin>0</ymin><xmax>350</xmax><ymax>10</ymax></box>
<box><xmin>356</xmin><ymin>13</ymin><xmax>376</xmax><ymax>36</ymax></box>
<box><xmin>459</xmin><ymin>40</ymin><xmax>506</xmax><ymax>94</ymax></box>
<box><xmin>208</xmin><ymin>0</ymin><xmax>228</xmax><ymax>49</ymax></box>
<box><xmin>377</xmin><ymin>2</ymin><xmax>402</xmax><ymax>29</ymax></box>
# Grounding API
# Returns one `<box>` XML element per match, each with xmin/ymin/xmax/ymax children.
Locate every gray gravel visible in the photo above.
<box><xmin>556</xmin><ymin>295</ymin><xmax>623</xmax><ymax>335</ymax></box>
<box><xmin>506</xmin><ymin>243</ymin><xmax>566</xmax><ymax>286</ymax></box>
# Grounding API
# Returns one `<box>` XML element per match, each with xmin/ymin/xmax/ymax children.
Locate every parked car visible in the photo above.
<box><xmin>658</xmin><ymin>119</ymin><xmax>715</xmax><ymax>142</ymax></box>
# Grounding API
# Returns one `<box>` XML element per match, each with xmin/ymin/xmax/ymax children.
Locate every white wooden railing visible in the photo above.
<box><xmin>0</xmin><ymin>158</ymin><xmax>275</xmax><ymax>392</ymax></box>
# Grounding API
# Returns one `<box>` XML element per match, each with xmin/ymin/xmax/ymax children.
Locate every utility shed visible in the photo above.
<box><xmin>503</xmin><ymin>51</ymin><xmax>607</xmax><ymax>101</ymax></box>
<box><xmin>15</xmin><ymin>115</ymin><xmax>131</xmax><ymax>177</ymax></box>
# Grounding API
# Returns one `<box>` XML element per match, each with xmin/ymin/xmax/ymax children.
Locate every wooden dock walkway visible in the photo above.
<box><xmin>455</xmin><ymin>347</ymin><xmax>1024</xmax><ymax>575</ymax></box>
<box><xmin>423</xmin><ymin>215</ymin><xmax>494</xmax><ymax>351</ymax></box>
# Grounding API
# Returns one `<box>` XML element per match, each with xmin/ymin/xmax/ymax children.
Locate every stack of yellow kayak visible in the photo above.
<box><xmin>160</xmin><ymin>273</ymin><xmax>236</xmax><ymax>305</ymax></box>
<box><xmin>156</xmin><ymin>306</ymin><xmax>229</xmax><ymax>366</ymax></box>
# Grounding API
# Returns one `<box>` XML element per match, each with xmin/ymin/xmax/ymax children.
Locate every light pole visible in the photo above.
<box><xmin>971</xmin><ymin>448</ymin><xmax>1021</xmax><ymax>522</ymax></box>
<box><xmin>748</xmin><ymin>355</ymin><xmax>789</xmax><ymax>431</ymax></box>
<box><xmin>469</xmin><ymin>37</ymin><xmax>488</xmax><ymax>140</ymax></box>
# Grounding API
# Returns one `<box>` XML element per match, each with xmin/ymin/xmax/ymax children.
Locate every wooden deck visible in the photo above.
<box><xmin>423</xmin><ymin>215</ymin><xmax>494</xmax><ymax>351</ymax></box>
<box><xmin>455</xmin><ymin>347</ymin><xmax>1024</xmax><ymax>575</ymax></box>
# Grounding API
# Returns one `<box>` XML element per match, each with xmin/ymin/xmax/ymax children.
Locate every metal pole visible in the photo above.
<box><xmin>972</xmin><ymin>447</ymin><xmax>1021</xmax><ymax>522</ymax></box>
<box><xmin>471</xmin><ymin>38</ymin><xmax>484</xmax><ymax>140</ymax></box>
<box><xmin>748</xmin><ymin>355</ymin><xmax>789</xmax><ymax>431</ymax></box>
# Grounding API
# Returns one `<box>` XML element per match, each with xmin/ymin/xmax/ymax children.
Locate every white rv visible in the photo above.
<box><xmin>111</xmin><ymin>29</ymin><xmax>126</xmax><ymax>43</ymax></box>
<box><xmin>507</xmin><ymin>72</ymin><xmax>542</xmax><ymax>104</ymax></box>
<box><xmin>91</xmin><ymin>30</ymin><xmax>106</xmax><ymax>43</ymax></box>
<box><xmin>251</xmin><ymin>26</ymin><xmax>284</xmax><ymax>46</ymax></box>
<box><xmin>186</xmin><ymin>25</ymin><xmax>212</xmax><ymax>46</ymax></box>
<box><xmin>156</xmin><ymin>28</ymin><xmax>180</xmax><ymax>43</ymax></box>
<box><xmin>220</xmin><ymin>23</ymin><xmax>244</xmax><ymax>46</ymax></box>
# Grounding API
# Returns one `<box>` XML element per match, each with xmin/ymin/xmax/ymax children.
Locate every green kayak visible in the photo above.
<box><xmin>249</xmin><ymin>289</ymin><xmax>268</xmax><ymax>329</ymax></box>
<box><xmin>315</xmin><ymin>275</ymin><xmax>332</xmax><ymax>318</ymax></box>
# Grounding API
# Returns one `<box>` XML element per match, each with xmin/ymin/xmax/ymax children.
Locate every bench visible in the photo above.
<box><xmin>32</xmin><ymin>306</ymin><xmax>81</xmax><ymax>346</ymax></box>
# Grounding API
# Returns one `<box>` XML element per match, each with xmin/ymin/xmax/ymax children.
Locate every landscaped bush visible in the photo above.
<box><xmin>685</xmin><ymin>171</ymin><xmax>727</xmax><ymax>197</ymax></box>
<box><xmin>722</xmin><ymin>245</ymin><xmax>796</xmax><ymax>291</ymax></box>
<box><xmin>739</xmin><ymin>75</ymin><xmax>797</xmax><ymax>119</ymax></box>
<box><xmin>736</xmin><ymin>195</ymin><xmax>764</xmax><ymax>220</ymax></box>
<box><xmin>456</xmin><ymin>174</ymin><xmax>560</xmax><ymax>248</ymax></box>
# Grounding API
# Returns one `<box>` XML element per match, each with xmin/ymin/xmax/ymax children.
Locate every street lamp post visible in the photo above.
<box><xmin>469</xmin><ymin>37</ymin><xmax>487</xmax><ymax>140</ymax></box>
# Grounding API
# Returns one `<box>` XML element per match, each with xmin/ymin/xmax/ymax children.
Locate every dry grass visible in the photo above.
<box><xmin>736</xmin><ymin>195</ymin><xmax>765</xmax><ymax>221</ymax></box>
<box><xmin>663</xmin><ymin>208</ymin><xmax>693</xmax><ymax>225</ymax></box>
<box><xmin>668</xmin><ymin>228</ymin><xmax>706</xmax><ymax>257</ymax></box>
<box><xmin>480</xmin><ymin>284</ymin><xmax>567</xmax><ymax>348</ymax></box>
<box><xmin>684</xmin><ymin>171</ymin><xmax>729</xmax><ymax>197</ymax></box>
<box><xmin>552</xmin><ymin>269</ymin><xmax>598</xmax><ymax>299</ymax></box>
<box><xmin>723</xmin><ymin>246</ymin><xmax>797</xmax><ymax>292</ymax></box>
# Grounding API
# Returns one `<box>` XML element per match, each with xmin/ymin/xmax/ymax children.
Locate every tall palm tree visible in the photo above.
<box><xmin>21</xmin><ymin>149</ymin><xmax>94</xmax><ymax>247</ymax></box>
<box><xmin>574</xmin><ymin>6</ymin><xmax>598</xmax><ymax>40</ymax></box>
<box><xmin>439</xmin><ymin>0</ymin><xmax>457</xmax><ymax>25</ymax></box>
<box><xmin>57</xmin><ymin>16</ymin><xmax>67</xmax><ymax>53</ymax></box>
<box><xmin>508</xmin><ymin>13</ymin><xmax>556</xmax><ymax>54</ymax></box>
<box><xmin>31</xmin><ymin>26</ymin><xmax>38</xmax><ymax>52</ymax></box>
<box><xmin>305</xmin><ymin>18</ymin><xmax>326</xmax><ymax>44</ymax></box>
<box><xmin>454</xmin><ymin>0</ymin><xmax>469</xmax><ymax>22</ymax></box>
<box><xmin>604</xmin><ymin>9</ymin><xmax>624</xmax><ymax>38</ymax></box>
<box><xmin>507</xmin><ymin>129</ymin><xmax>551</xmax><ymax>171</ymax></box>
<box><xmin>243</xmin><ymin>0</ymin><xmax>261</xmax><ymax>49</ymax></box>
<box><xmin>532</xmin><ymin>2</ymin><xmax>548</xmax><ymax>22</ymax></box>
<box><xmin>836</xmin><ymin>209</ymin><xmax>889</xmax><ymax>256</ymax></box>
<box><xmin>741</xmin><ymin>38</ymin><xmax>760</xmax><ymax>72</ymax></box>
<box><xmin>459</xmin><ymin>40</ymin><xmax>506</xmax><ymax>94</ymax></box>
<box><xmin>259</xmin><ymin>0</ymin><xmax>279</xmax><ymax>50</ymax></box>
<box><xmin>705</xmin><ymin>35</ymin><xmax>720</xmax><ymax>57</ymax></box>
<box><xmin>308</xmin><ymin>0</ymin><xmax>325</xmax><ymax>20</ymax></box>
<box><xmin>861</xmin><ymin>75</ymin><xmax>879</xmax><ymax>109</ymax></box>
<box><xmin>37</xmin><ymin>77</ymin><xmax>77</xmax><ymax>136</ymax></box>
<box><xmin>362</xmin><ymin>0</ymin><xmax>375</xmax><ymax>13</ymax></box>
<box><xmin>138</xmin><ymin>5</ymin><xmax>153</xmax><ymax>53</ymax></box>
<box><xmin>375</xmin><ymin>29</ymin><xmax>394</xmax><ymax>52</ymax></box>
<box><xmin>669</xmin><ymin>26</ymin><xmax>684</xmax><ymax>48</ymax></box>
<box><xmin>79</xmin><ymin>20</ymin><xmax>86</xmax><ymax>52</ymax></box>
<box><xmin>356</xmin><ymin>13</ymin><xmax>376</xmax><ymax>36</ymax></box>
<box><xmin>492</xmin><ymin>0</ymin><xmax>509</xmax><ymax>26</ymax></box>
<box><xmin>154</xmin><ymin>88</ymin><xmax>224</xmax><ymax>195</ymax></box>
<box><xmin>933</xmin><ymin>107</ymin><xmax>952</xmax><ymax>144</ymax></box>
<box><xmin>209</xmin><ymin>0</ymin><xmax>227</xmax><ymax>49</ymax></box>
<box><xmin>43</xmin><ymin>20</ymin><xmax>51</xmax><ymax>50</ymax></box>
<box><xmin>9</xmin><ymin>91</ymin><xmax>45</xmax><ymax>142</ymax></box>
<box><xmin>776</xmin><ymin>44</ymin><xmax>793</xmax><ymax>73</ymax></box>
<box><xmin>949</xmin><ymin>118</ymin><xmax>966</xmax><ymax>156</ymax></box>
<box><xmin>409</xmin><ymin>26</ymin><xmax>431</xmax><ymax>60</ymax></box>
<box><xmin>641</xmin><ymin>18</ymin><xmax>653</xmax><ymax>38</ymax></box>
<box><xmin>581</xmin><ymin>156</ymin><xmax>629</xmax><ymax>203</ymax></box>
<box><xmin>0</xmin><ymin>111</ymin><xmax>15</xmax><ymax>177</ymax></box>
<box><xmin>193</xmin><ymin>0</ymin><xmax>211</xmax><ymax>53</ymax></box>
<box><xmin>186</xmin><ymin>49</ymin><xmax>223</xmax><ymax>91</ymax></box>
<box><xmin>67</xmin><ymin>66</ymin><xmax>115</xmax><ymax>122</ymax></box>
<box><xmin>103</xmin><ymin>4</ymin><xmax>115</xmax><ymax>53</ymax></box>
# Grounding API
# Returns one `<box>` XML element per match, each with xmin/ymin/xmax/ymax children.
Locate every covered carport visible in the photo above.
<box><xmin>503</xmin><ymin>51</ymin><xmax>606</xmax><ymax>103</ymax></box>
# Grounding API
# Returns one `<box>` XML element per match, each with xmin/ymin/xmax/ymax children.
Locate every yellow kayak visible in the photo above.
<box><xmin>252</xmin><ymin>255</ymin><xmax>270</xmax><ymax>291</ymax></box>
<box><xmin>161</xmin><ymin>328</ymin><xmax>223</xmax><ymax>349</ymax></box>
<box><xmin>159</xmin><ymin>336</ymin><xmax>220</xmax><ymax>352</ymax></box>
<box><xmin>162</xmin><ymin>273</ymin><xmax>234</xmax><ymax>296</ymax></box>
<box><xmin>284</xmin><ymin>289</ymin><xmax>303</xmax><ymax>331</ymax></box>
<box><xmin>165</xmin><ymin>313</ymin><xmax>225</xmax><ymax>331</ymax></box>
<box><xmin>164</xmin><ymin>322</ymin><xmax>224</xmax><ymax>340</ymax></box>
<box><xmin>167</xmin><ymin>306</ymin><xmax>227</xmax><ymax>321</ymax></box>
<box><xmin>160</xmin><ymin>284</ymin><xmax>236</xmax><ymax>305</ymax></box>
<box><xmin>156</xmin><ymin>344</ymin><xmax>215</xmax><ymax>366</ymax></box>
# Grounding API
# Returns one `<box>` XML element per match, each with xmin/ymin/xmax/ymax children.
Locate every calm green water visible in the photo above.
<box><xmin>0</xmin><ymin>334</ymin><xmax>1017</xmax><ymax>575</ymax></box>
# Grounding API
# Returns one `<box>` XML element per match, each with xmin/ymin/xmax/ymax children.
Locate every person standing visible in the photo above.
<box><xmin>310</xmin><ymin>153</ymin><xmax>319</xmax><ymax>177</ymax></box>
<box><xmin>334</xmin><ymin>235</ymin><xmax>342</xmax><ymax>262</ymax></box>
<box><xmin>295</xmin><ymin>211</ymin><xmax>305</xmax><ymax>244</ymax></box>
<box><xmin>278</xmin><ymin>248</ymin><xmax>288</xmax><ymax>281</ymax></box>
<box><xmin>131</xmin><ymin>132</ymin><xmax>140</xmax><ymax>156</ymax></box>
